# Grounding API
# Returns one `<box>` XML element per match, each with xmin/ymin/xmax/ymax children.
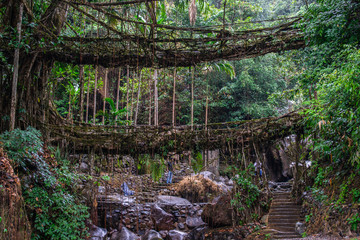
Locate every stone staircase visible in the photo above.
<box><xmin>136</xmin><ymin>175</ymin><xmax>185</xmax><ymax>203</ymax></box>
<box><xmin>267</xmin><ymin>184</ymin><xmax>302</xmax><ymax>239</ymax></box>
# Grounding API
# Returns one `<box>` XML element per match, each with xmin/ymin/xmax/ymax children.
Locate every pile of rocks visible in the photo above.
<box><xmin>96</xmin><ymin>195</ymin><xmax>207</xmax><ymax>237</ymax></box>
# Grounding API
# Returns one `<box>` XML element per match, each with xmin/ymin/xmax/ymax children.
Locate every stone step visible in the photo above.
<box><xmin>269</xmin><ymin>220</ymin><xmax>299</xmax><ymax>225</ymax></box>
<box><xmin>272</xmin><ymin>196</ymin><xmax>292</xmax><ymax>199</ymax></box>
<box><xmin>271</xmin><ymin>202</ymin><xmax>297</xmax><ymax>206</ymax></box>
<box><xmin>272</xmin><ymin>194</ymin><xmax>292</xmax><ymax>200</ymax></box>
<box><xmin>273</xmin><ymin>196</ymin><xmax>292</xmax><ymax>200</ymax></box>
<box><xmin>273</xmin><ymin>197</ymin><xmax>293</xmax><ymax>201</ymax></box>
<box><xmin>269</xmin><ymin>213</ymin><xmax>301</xmax><ymax>218</ymax></box>
<box><xmin>274</xmin><ymin>191</ymin><xmax>291</xmax><ymax>195</ymax></box>
<box><xmin>270</xmin><ymin>207</ymin><xmax>301</xmax><ymax>212</ymax></box>
<box><xmin>270</xmin><ymin>205</ymin><xmax>301</xmax><ymax>209</ymax></box>
<box><xmin>268</xmin><ymin>215</ymin><xmax>301</xmax><ymax>221</ymax></box>
<box><xmin>271</xmin><ymin>226</ymin><xmax>296</xmax><ymax>232</ymax></box>
<box><xmin>272</xmin><ymin>199</ymin><xmax>294</xmax><ymax>203</ymax></box>
<box><xmin>269</xmin><ymin>225</ymin><xmax>296</xmax><ymax>230</ymax></box>
<box><xmin>273</xmin><ymin>234</ymin><xmax>301</xmax><ymax>239</ymax></box>
<box><xmin>271</xmin><ymin>202</ymin><xmax>300</xmax><ymax>206</ymax></box>
<box><xmin>270</xmin><ymin>209</ymin><xmax>301</xmax><ymax>214</ymax></box>
<box><xmin>269</xmin><ymin>222</ymin><xmax>297</xmax><ymax>227</ymax></box>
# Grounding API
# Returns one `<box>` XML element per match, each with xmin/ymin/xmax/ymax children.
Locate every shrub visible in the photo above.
<box><xmin>0</xmin><ymin>127</ymin><xmax>89</xmax><ymax>240</ymax></box>
<box><xmin>175</xmin><ymin>175</ymin><xmax>222</xmax><ymax>202</ymax></box>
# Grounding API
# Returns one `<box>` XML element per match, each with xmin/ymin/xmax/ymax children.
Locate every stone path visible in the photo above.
<box><xmin>136</xmin><ymin>175</ymin><xmax>184</xmax><ymax>203</ymax></box>
<box><xmin>267</xmin><ymin>182</ymin><xmax>302</xmax><ymax>239</ymax></box>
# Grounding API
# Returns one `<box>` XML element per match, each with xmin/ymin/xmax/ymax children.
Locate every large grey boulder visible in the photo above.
<box><xmin>201</xmin><ymin>193</ymin><xmax>232</xmax><ymax>227</ymax></box>
<box><xmin>156</xmin><ymin>195</ymin><xmax>192</xmax><ymax>205</ymax></box>
<box><xmin>88</xmin><ymin>224</ymin><xmax>107</xmax><ymax>240</ymax></box>
<box><xmin>141</xmin><ymin>230</ymin><xmax>163</xmax><ymax>240</ymax></box>
<box><xmin>151</xmin><ymin>204</ymin><xmax>175</xmax><ymax>231</ymax></box>
<box><xmin>167</xmin><ymin>230</ymin><xmax>187</xmax><ymax>240</ymax></box>
<box><xmin>111</xmin><ymin>227</ymin><xmax>140</xmax><ymax>240</ymax></box>
<box><xmin>185</xmin><ymin>216</ymin><xmax>205</xmax><ymax>229</ymax></box>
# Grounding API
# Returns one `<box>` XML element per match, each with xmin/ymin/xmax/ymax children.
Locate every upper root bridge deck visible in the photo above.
<box><xmin>47</xmin><ymin>111</ymin><xmax>303</xmax><ymax>154</ymax></box>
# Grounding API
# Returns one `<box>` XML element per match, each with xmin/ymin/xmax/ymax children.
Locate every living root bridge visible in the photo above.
<box><xmin>47</xmin><ymin>111</ymin><xmax>303</xmax><ymax>154</ymax></box>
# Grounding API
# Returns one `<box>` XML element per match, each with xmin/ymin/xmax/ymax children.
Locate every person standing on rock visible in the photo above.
<box><xmin>166</xmin><ymin>160</ymin><xmax>173</xmax><ymax>184</ymax></box>
<box><xmin>254</xmin><ymin>160</ymin><xmax>262</xmax><ymax>177</ymax></box>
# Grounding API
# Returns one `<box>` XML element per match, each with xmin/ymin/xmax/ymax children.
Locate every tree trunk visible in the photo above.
<box><xmin>102</xmin><ymin>68</ymin><xmax>108</xmax><ymax>125</ymax></box>
<box><xmin>148</xmin><ymin>77</ymin><xmax>152</xmax><ymax>125</ymax></box>
<box><xmin>68</xmin><ymin>90</ymin><xmax>72</xmax><ymax>121</ymax></box>
<box><xmin>205</xmin><ymin>75</ymin><xmax>209</xmax><ymax>128</ymax></box>
<box><xmin>115</xmin><ymin>67</ymin><xmax>121</xmax><ymax>125</ymax></box>
<box><xmin>191</xmin><ymin>66</ymin><xmax>194</xmax><ymax>130</ymax></box>
<box><xmin>129</xmin><ymin>72</ymin><xmax>135</xmax><ymax>122</ymax></box>
<box><xmin>85</xmin><ymin>69</ymin><xmax>90</xmax><ymax>123</ymax></box>
<box><xmin>9</xmin><ymin>2</ymin><xmax>23</xmax><ymax>131</ymax></box>
<box><xmin>6</xmin><ymin>0</ymin><xmax>69</xmax><ymax>131</ymax></box>
<box><xmin>154</xmin><ymin>69</ymin><xmax>158</xmax><ymax>126</ymax></box>
<box><xmin>126</xmin><ymin>65</ymin><xmax>130</xmax><ymax>122</ymax></box>
<box><xmin>79</xmin><ymin>65</ymin><xmax>84</xmax><ymax>122</ymax></box>
<box><xmin>134</xmin><ymin>71</ymin><xmax>142</xmax><ymax>126</ymax></box>
<box><xmin>93</xmin><ymin>66</ymin><xmax>98</xmax><ymax>125</ymax></box>
<box><xmin>172</xmin><ymin>67</ymin><xmax>176</xmax><ymax>127</ymax></box>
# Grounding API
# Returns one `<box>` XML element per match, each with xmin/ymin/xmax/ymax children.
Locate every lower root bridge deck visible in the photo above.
<box><xmin>46</xmin><ymin>111</ymin><xmax>303</xmax><ymax>154</ymax></box>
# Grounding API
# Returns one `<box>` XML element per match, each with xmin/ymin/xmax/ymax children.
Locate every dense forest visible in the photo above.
<box><xmin>1</xmin><ymin>0</ymin><xmax>360</xmax><ymax>239</ymax></box>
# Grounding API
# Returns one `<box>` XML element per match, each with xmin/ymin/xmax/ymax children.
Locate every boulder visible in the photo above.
<box><xmin>198</xmin><ymin>171</ymin><xmax>215</xmax><ymax>181</ymax></box>
<box><xmin>110</xmin><ymin>227</ymin><xmax>140</xmax><ymax>240</ymax></box>
<box><xmin>98</xmin><ymin>186</ymin><xmax>106</xmax><ymax>193</ymax></box>
<box><xmin>260</xmin><ymin>214</ymin><xmax>268</xmax><ymax>224</ymax></box>
<box><xmin>201</xmin><ymin>193</ymin><xmax>233</xmax><ymax>227</ymax></box>
<box><xmin>177</xmin><ymin>223</ymin><xmax>185</xmax><ymax>230</ymax></box>
<box><xmin>295</xmin><ymin>222</ymin><xmax>305</xmax><ymax>235</ymax></box>
<box><xmin>159</xmin><ymin>230</ymin><xmax>168</xmax><ymax>239</ymax></box>
<box><xmin>156</xmin><ymin>195</ymin><xmax>192</xmax><ymax>205</ymax></box>
<box><xmin>185</xmin><ymin>216</ymin><xmax>205</xmax><ymax>229</ymax></box>
<box><xmin>151</xmin><ymin>204</ymin><xmax>175</xmax><ymax>231</ymax></box>
<box><xmin>226</xmin><ymin>179</ymin><xmax>234</xmax><ymax>186</ymax></box>
<box><xmin>187</xmin><ymin>226</ymin><xmax>245</xmax><ymax>240</ymax></box>
<box><xmin>167</xmin><ymin>230</ymin><xmax>187</xmax><ymax>240</ymax></box>
<box><xmin>186</xmin><ymin>226</ymin><xmax>208</xmax><ymax>240</ymax></box>
<box><xmin>80</xmin><ymin>162</ymin><xmax>89</xmax><ymax>171</ymax></box>
<box><xmin>88</xmin><ymin>224</ymin><xmax>107</xmax><ymax>240</ymax></box>
<box><xmin>214</xmin><ymin>181</ymin><xmax>232</xmax><ymax>192</ymax></box>
<box><xmin>141</xmin><ymin>230</ymin><xmax>163</xmax><ymax>240</ymax></box>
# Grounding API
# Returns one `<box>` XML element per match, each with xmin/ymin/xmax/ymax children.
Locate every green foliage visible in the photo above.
<box><xmin>191</xmin><ymin>152</ymin><xmax>203</xmax><ymax>174</ymax></box>
<box><xmin>0</xmin><ymin>216</ymin><xmax>7</xmax><ymax>233</ymax></box>
<box><xmin>0</xmin><ymin>128</ymin><xmax>89</xmax><ymax>240</ymax></box>
<box><xmin>101</xmin><ymin>175</ymin><xmax>110</xmax><ymax>181</ymax></box>
<box><xmin>303</xmin><ymin>0</ymin><xmax>360</xmax><ymax>47</ymax></box>
<box><xmin>24</xmin><ymin>186</ymin><xmax>89</xmax><ymax>240</ymax></box>
<box><xmin>311</xmin><ymin>188</ymin><xmax>328</xmax><ymax>203</ymax></box>
<box><xmin>208</xmin><ymin>54</ymin><xmax>289</xmax><ymax>122</ymax></box>
<box><xmin>351</xmin><ymin>189</ymin><xmax>360</xmax><ymax>203</ymax></box>
<box><xmin>137</xmin><ymin>154</ymin><xmax>151</xmax><ymax>174</ymax></box>
<box><xmin>231</xmin><ymin>165</ymin><xmax>260</xmax><ymax>211</ymax></box>
<box><xmin>348</xmin><ymin>213</ymin><xmax>360</xmax><ymax>232</ymax></box>
<box><xmin>302</xmin><ymin>48</ymin><xmax>360</xmax><ymax>166</ymax></box>
<box><xmin>264</xmin><ymin>233</ymin><xmax>271</xmax><ymax>240</ymax></box>
<box><xmin>0</xmin><ymin>127</ymin><xmax>42</xmax><ymax>168</ymax></box>
<box><xmin>149</xmin><ymin>155</ymin><xmax>166</xmax><ymax>182</ymax></box>
<box><xmin>305</xmin><ymin>213</ymin><xmax>313</xmax><ymax>223</ymax></box>
<box><xmin>96</xmin><ymin>98</ymin><xmax>128</xmax><ymax>125</ymax></box>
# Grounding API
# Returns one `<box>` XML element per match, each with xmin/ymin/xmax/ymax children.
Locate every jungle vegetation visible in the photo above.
<box><xmin>0</xmin><ymin>0</ymin><xmax>360</xmax><ymax>239</ymax></box>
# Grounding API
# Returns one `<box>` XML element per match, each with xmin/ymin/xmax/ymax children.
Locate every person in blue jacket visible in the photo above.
<box><xmin>166</xmin><ymin>160</ymin><xmax>173</xmax><ymax>184</ymax></box>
